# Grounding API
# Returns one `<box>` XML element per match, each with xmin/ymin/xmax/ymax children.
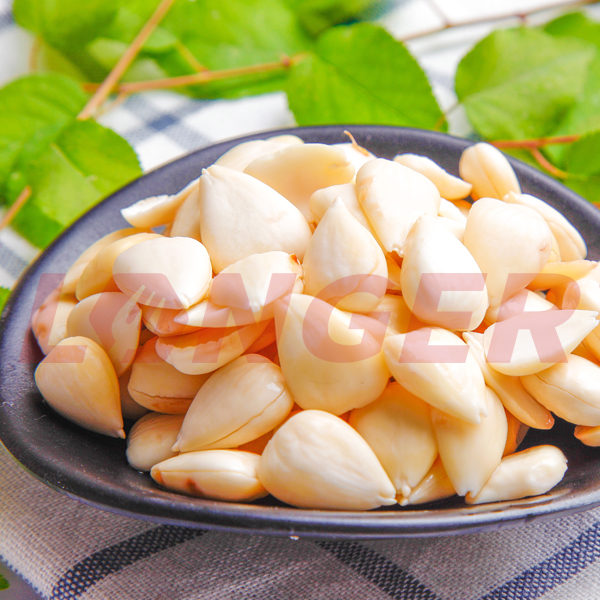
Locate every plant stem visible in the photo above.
<box><xmin>0</xmin><ymin>186</ymin><xmax>31</xmax><ymax>231</ymax></box>
<box><xmin>401</xmin><ymin>0</ymin><xmax>598</xmax><ymax>42</ymax></box>
<box><xmin>29</xmin><ymin>36</ymin><xmax>41</xmax><ymax>72</ymax></box>
<box><xmin>491</xmin><ymin>134</ymin><xmax>580</xmax><ymax>148</ymax></box>
<box><xmin>83</xmin><ymin>54</ymin><xmax>305</xmax><ymax>94</ymax></box>
<box><xmin>77</xmin><ymin>0</ymin><xmax>178</xmax><ymax>120</ymax></box>
<box><xmin>529</xmin><ymin>147</ymin><xmax>568</xmax><ymax>178</ymax></box>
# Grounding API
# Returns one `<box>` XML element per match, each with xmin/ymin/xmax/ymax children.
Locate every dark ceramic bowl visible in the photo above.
<box><xmin>1</xmin><ymin>125</ymin><xmax>600</xmax><ymax>539</ymax></box>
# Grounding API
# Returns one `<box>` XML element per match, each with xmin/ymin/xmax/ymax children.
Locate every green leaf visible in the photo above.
<box><xmin>286</xmin><ymin>23</ymin><xmax>444</xmax><ymax>129</ymax></box>
<box><xmin>285</xmin><ymin>0</ymin><xmax>382</xmax><ymax>36</ymax></box>
<box><xmin>544</xmin><ymin>11</ymin><xmax>600</xmax><ymax>50</ymax></box>
<box><xmin>0</xmin><ymin>74</ymin><xmax>88</xmax><ymax>200</ymax></box>
<box><xmin>561</xmin><ymin>131</ymin><xmax>600</xmax><ymax>203</ymax></box>
<box><xmin>13</xmin><ymin>0</ymin><xmax>122</xmax><ymax>50</ymax></box>
<box><xmin>35</xmin><ymin>0</ymin><xmax>313</xmax><ymax>99</ymax></box>
<box><xmin>9</xmin><ymin>120</ymin><xmax>141</xmax><ymax>249</ymax></box>
<box><xmin>455</xmin><ymin>28</ymin><xmax>595</xmax><ymax>140</ymax></box>
<box><xmin>543</xmin><ymin>13</ymin><xmax>600</xmax><ymax>166</ymax></box>
<box><xmin>0</xmin><ymin>288</ymin><xmax>10</xmax><ymax>316</ymax></box>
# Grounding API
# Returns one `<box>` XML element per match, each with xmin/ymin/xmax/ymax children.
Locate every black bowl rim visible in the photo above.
<box><xmin>2</xmin><ymin>124</ymin><xmax>600</xmax><ymax>540</ymax></box>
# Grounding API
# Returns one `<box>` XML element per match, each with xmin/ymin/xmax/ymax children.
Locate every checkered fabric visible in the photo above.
<box><xmin>2</xmin><ymin>0</ymin><xmax>600</xmax><ymax>598</ymax></box>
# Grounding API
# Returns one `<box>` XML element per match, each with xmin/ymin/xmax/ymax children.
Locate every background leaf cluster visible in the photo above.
<box><xmin>1</xmin><ymin>0</ymin><xmax>600</xmax><ymax>256</ymax></box>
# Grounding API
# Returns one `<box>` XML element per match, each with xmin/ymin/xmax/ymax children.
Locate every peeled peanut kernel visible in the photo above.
<box><xmin>466</xmin><ymin>446</ymin><xmax>567</xmax><ymax>504</ymax></box>
<box><xmin>561</xmin><ymin>277</ymin><xmax>600</xmax><ymax>362</ymax></box>
<box><xmin>401</xmin><ymin>215</ymin><xmax>488</xmax><ymax>331</ymax></box>
<box><xmin>302</xmin><ymin>198</ymin><xmax>387</xmax><ymax>312</ymax></box>
<box><xmin>459</xmin><ymin>143</ymin><xmax>521</xmax><ymax>200</ymax></box>
<box><xmin>308</xmin><ymin>183</ymin><xmax>383</xmax><ymax>247</ymax></box>
<box><xmin>521</xmin><ymin>354</ymin><xmax>600</xmax><ymax>426</ymax></box>
<box><xmin>32</xmin><ymin>288</ymin><xmax>77</xmax><ymax>355</ymax></box>
<box><xmin>483</xmin><ymin>309</ymin><xmax>599</xmax><ymax>376</ymax></box>
<box><xmin>356</xmin><ymin>158</ymin><xmax>440</xmax><ymax>257</ymax></box>
<box><xmin>215</xmin><ymin>135</ymin><xmax>304</xmax><ymax>172</ymax></box>
<box><xmin>244</xmin><ymin>143</ymin><xmax>355</xmax><ymax>220</ymax></box>
<box><xmin>121</xmin><ymin>178</ymin><xmax>199</xmax><ymax>229</ymax></box>
<box><xmin>464</xmin><ymin>198</ymin><xmax>552</xmax><ymax>308</ymax></box>
<box><xmin>575</xmin><ymin>424</ymin><xmax>600</xmax><ymax>446</ymax></box>
<box><xmin>463</xmin><ymin>332</ymin><xmax>553</xmax><ymax>429</ymax></box>
<box><xmin>173</xmin><ymin>355</ymin><xmax>294</xmax><ymax>452</ymax></box>
<box><xmin>275</xmin><ymin>294</ymin><xmax>390</xmax><ymax>415</ymax></box>
<box><xmin>394</xmin><ymin>154</ymin><xmax>472</xmax><ymax>200</ymax></box>
<box><xmin>155</xmin><ymin>320</ymin><xmax>270</xmax><ymax>376</ymax></box>
<box><xmin>334</xmin><ymin>141</ymin><xmax>375</xmax><ymax>175</ymax></box>
<box><xmin>141</xmin><ymin>304</ymin><xmax>200</xmax><ymax>337</ymax></box>
<box><xmin>432</xmin><ymin>387</ymin><xmax>507</xmax><ymax>497</ymax></box>
<box><xmin>367</xmin><ymin>294</ymin><xmax>424</xmax><ymax>334</ymax></box>
<box><xmin>76</xmin><ymin>232</ymin><xmax>162</xmax><ymax>301</ymax></box>
<box><xmin>126</xmin><ymin>412</ymin><xmax>184</xmax><ymax>471</ymax></box>
<box><xmin>527</xmin><ymin>260</ymin><xmax>596</xmax><ymax>291</ymax></box>
<box><xmin>152</xmin><ymin>450</ymin><xmax>268</xmax><ymax>502</ymax></box>
<box><xmin>118</xmin><ymin>370</ymin><xmax>149</xmax><ymax>420</ymax></box>
<box><xmin>349</xmin><ymin>382</ymin><xmax>437</xmax><ymax>498</ymax></box>
<box><xmin>129</xmin><ymin>337</ymin><xmax>210</xmax><ymax>414</ymax></box>
<box><xmin>438</xmin><ymin>198</ymin><xmax>468</xmax><ymax>223</ymax></box>
<box><xmin>66</xmin><ymin>292</ymin><xmax>142</xmax><ymax>377</ymax></box>
<box><xmin>35</xmin><ymin>336</ymin><xmax>124</xmax><ymax>438</ymax></box>
<box><xmin>62</xmin><ymin>228</ymin><xmax>149</xmax><ymax>296</ymax></box>
<box><xmin>199</xmin><ymin>165</ymin><xmax>312</xmax><ymax>273</ymax></box>
<box><xmin>402</xmin><ymin>457</ymin><xmax>455</xmax><ymax>506</ymax></box>
<box><xmin>169</xmin><ymin>185</ymin><xmax>201</xmax><ymax>241</ymax></box>
<box><xmin>257</xmin><ymin>410</ymin><xmax>396</xmax><ymax>510</ymax></box>
<box><xmin>113</xmin><ymin>236</ymin><xmax>212</xmax><ymax>310</ymax></box>
<box><xmin>210</xmin><ymin>251</ymin><xmax>303</xmax><ymax>315</ymax></box>
<box><xmin>383</xmin><ymin>328</ymin><xmax>487</xmax><ymax>424</ymax></box>
<box><xmin>484</xmin><ymin>289</ymin><xmax>556</xmax><ymax>325</ymax></box>
<box><xmin>503</xmin><ymin>410</ymin><xmax>529</xmax><ymax>456</ymax></box>
<box><xmin>437</xmin><ymin>216</ymin><xmax>465</xmax><ymax>242</ymax></box>
<box><xmin>504</xmin><ymin>191</ymin><xmax>586</xmax><ymax>261</ymax></box>
<box><xmin>385</xmin><ymin>255</ymin><xmax>403</xmax><ymax>292</ymax></box>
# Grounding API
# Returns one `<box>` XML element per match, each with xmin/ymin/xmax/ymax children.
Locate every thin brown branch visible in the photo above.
<box><xmin>29</xmin><ymin>36</ymin><xmax>41</xmax><ymax>72</ymax></box>
<box><xmin>401</xmin><ymin>0</ymin><xmax>598</xmax><ymax>41</ymax></box>
<box><xmin>83</xmin><ymin>54</ymin><xmax>306</xmax><ymax>94</ymax></box>
<box><xmin>77</xmin><ymin>0</ymin><xmax>178</xmax><ymax>120</ymax></box>
<box><xmin>96</xmin><ymin>91</ymin><xmax>131</xmax><ymax>117</ymax></box>
<box><xmin>530</xmin><ymin>148</ymin><xmax>568</xmax><ymax>178</ymax></box>
<box><xmin>343</xmin><ymin>131</ymin><xmax>371</xmax><ymax>156</ymax></box>
<box><xmin>423</xmin><ymin>0</ymin><xmax>451</xmax><ymax>28</ymax></box>
<box><xmin>175</xmin><ymin>41</ymin><xmax>207</xmax><ymax>73</ymax></box>
<box><xmin>491</xmin><ymin>135</ymin><xmax>581</xmax><ymax>149</ymax></box>
<box><xmin>0</xmin><ymin>186</ymin><xmax>31</xmax><ymax>231</ymax></box>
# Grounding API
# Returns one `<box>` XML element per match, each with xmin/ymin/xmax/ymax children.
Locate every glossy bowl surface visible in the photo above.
<box><xmin>2</xmin><ymin>125</ymin><xmax>600</xmax><ymax>539</ymax></box>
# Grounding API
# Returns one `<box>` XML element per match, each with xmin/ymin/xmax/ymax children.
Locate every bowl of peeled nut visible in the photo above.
<box><xmin>2</xmin><ymin>125</ymin><xmax>600</xmax><ymax>538</ymax></box>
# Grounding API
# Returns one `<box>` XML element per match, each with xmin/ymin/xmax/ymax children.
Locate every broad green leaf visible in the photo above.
<box><xmin>455</xmin><ymin>28</ymin><xmax>595</xmax><ymax>140</ymax></box>
<box><xmin>562</xmin><ymin>131</ymin><xmax>600</xmax><ymax>203</ymax></box>
<box><xmin>286</xmin><ymin>23</ymin><xmax>444</xmax><ymax>129</ymax></box>
<box><xmin>9</xmin><ymin>120</ymin><xmax>141</xmax><ymax>248</ymax></box>
<box><xmin>543</xmin><ymin>13</ymin><xmax>600</xmax><ymax>166</ymax></box>
<box><xmin>285</xmin><ymin>0</ymin><xmax>382</xmax><ymax>36</ymax></box>
<box><xmin>0</xmin><ymin>288</ymin><xmax>10</xmax><ymax>316</ymax></box>
<box><xmin>39</xmin><ymin>0</ymin><xmax>313</xmax><ymax>99</ymax></box>
<box><xmin>0</xmin><ymin>74</ymin><xmax>88</xmax><ymax>201</ymax></box>
<box><xmin>13</xmin><ymin>0</ymin><xmax>122</xmax><ymax>50</ymax></box>
<box><xmin>544</xmin><ymin>11</ymin><xmax>600</xmax><ymax>50</ymax></box>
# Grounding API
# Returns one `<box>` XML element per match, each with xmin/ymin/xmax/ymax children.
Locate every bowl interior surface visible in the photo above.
<box><xmin>2</xmin><ymin>125</ymin><xmax>600</xmax><ymax>539</ymax></box>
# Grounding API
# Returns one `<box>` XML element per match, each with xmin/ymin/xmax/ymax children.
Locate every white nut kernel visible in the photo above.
<box><xmin>257</xmin><ymin>410</ymin><xmax>396</xmax><ymax>510</ymax></box>
<box><xmin>126</xmin><ymin>412</ymin><xmax>184</xmax><ymax>471</ymax></box>
<box><xmin>152</xmin><ymin>450</ymin><xmax>268</xmax><ymax>502</ymax></box>
<box><xmin>35</xmin><ymin>336</ymin><xmax>124</xmax><ymax>438</ymax></box>
<box><xmin>466</xmin><ymin>446</ymin><xmax>567</xmax><ymax>504</ymax></box>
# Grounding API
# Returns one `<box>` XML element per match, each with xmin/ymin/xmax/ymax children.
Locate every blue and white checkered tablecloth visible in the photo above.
<box><xmin>3</xmin><ymin>0</ymin><xmax>600</xmax><ymax>598</ymax></box>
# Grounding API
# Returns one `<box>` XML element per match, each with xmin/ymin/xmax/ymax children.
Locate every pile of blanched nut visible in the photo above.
<box><xmin>31</xmin><ymin>132</ymin><xmax>600</xmax><ymax>511</ymax></box>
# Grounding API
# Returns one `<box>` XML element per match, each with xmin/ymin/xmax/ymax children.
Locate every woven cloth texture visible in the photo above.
<box><xmin>2</xmin><ymin>0</ymin><xmax>600</xmax><ymax>598</ymax></box>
